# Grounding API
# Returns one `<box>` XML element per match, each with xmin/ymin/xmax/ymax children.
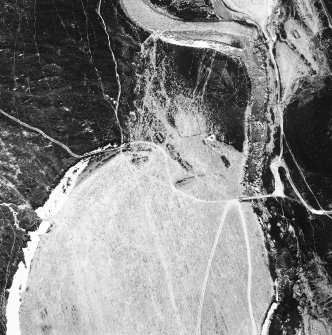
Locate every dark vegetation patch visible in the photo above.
<box><xmin>283</xmin><ymin>76</ymin><xmax>332</xmax><ymax>209</ymax></box>
<box><xmin>0</xmin><ymin>0</ymin><xmax>141</xmax><ymax>332</ymax></box>
<box><xmin>149</xmin><ymin>0</ymin><xmax>218</xmax><ymax>20</ymax></box>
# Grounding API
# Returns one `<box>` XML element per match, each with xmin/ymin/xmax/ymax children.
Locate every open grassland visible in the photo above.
<box><xmin>20</xmin><ymin>144</ymin><xmax>272</xmax><ymax>335</ymax></box>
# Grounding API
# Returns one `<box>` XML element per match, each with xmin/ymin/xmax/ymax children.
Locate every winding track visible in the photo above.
<box><xmin>119</xmin><ymin>0</ymin><xmax>255</xmax><ymax>50</ymax></box>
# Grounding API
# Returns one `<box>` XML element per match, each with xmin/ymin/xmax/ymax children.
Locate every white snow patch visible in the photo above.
<box><xmin>270</xmin><ymin>159</ymin><xmax>284</xmax><ymax>197</ymax></box>
<box><xmin>160</xmin><ymin>34</ymin><xmax>240</xmax><ymax>55</ymax></box>
<box><xmin>6</xmin><ymin>158</ymin><xmax>89</xmax><ymax>335</ymax></box>
<box><xmin>261</xmin><ymin>302</ymin><xmax>279</xmax><ymax>335</ymax></box>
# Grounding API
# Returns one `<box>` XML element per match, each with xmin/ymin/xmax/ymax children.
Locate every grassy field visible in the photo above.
<box><xmin>20</xmin><ymin>143</ymin><xmax>272</xmax><ymax>334</ymax></box>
